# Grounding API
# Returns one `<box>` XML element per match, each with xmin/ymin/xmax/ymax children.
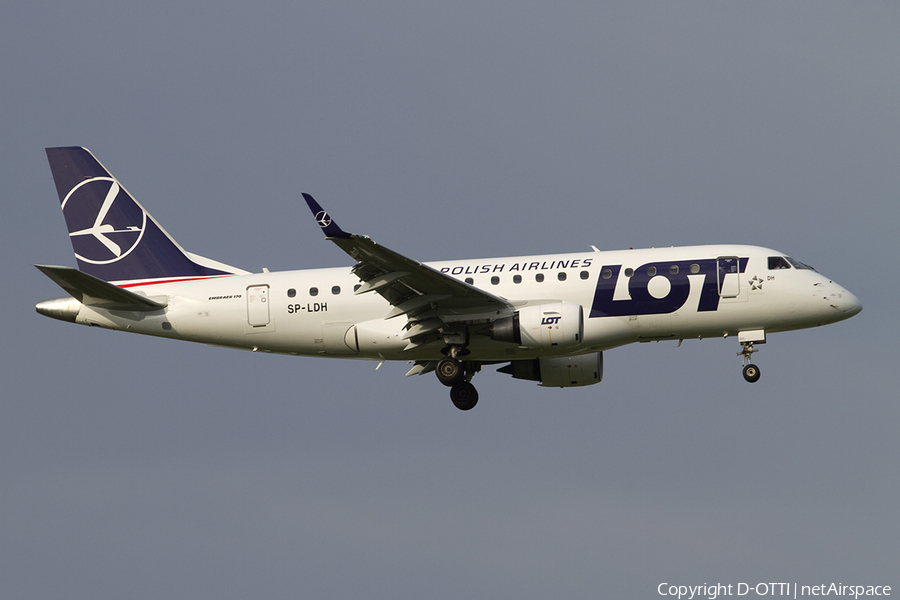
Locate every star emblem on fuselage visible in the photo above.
<box><xmin>749</xmin><ymin>275</ymin><xmax>763</xmax><ymax>291</ymax></box>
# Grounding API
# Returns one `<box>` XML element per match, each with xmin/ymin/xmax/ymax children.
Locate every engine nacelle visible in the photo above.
<box><xmin>487</xmin><ymin>302</ymin><xmax>584</xmax><ymax>349</ymax></box>
<box><xmin>498</xmin><ymin>352</ymin><xmax>603</xmax><ymax>387</ymax></box>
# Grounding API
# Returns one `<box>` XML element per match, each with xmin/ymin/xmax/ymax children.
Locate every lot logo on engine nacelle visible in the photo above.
<box><xmin>541</xmin><ymin>316</ymin><xmax>561</xmax><ymax>325</ymax></box>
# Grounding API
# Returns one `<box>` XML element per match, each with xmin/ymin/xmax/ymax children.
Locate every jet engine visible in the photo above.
<box><xmin>498</xmin><ymin>352</ymin><xmax>603</xmax><ymax>387</ymax></box>
<box><xmin>485</xmin><ymin>302</ymin><xmax>583</xmax><ymax>349</ymax></box>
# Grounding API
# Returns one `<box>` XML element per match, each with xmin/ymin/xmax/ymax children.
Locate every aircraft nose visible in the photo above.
<box><xmin>839</xmin><ymin>289</ymin><xmax>863</xmax><ymax>316</ymax></box>
<box><xmin>822</xmin><ymin>281</ymin><xmax>862</xmax><ymax>317</ymax></box>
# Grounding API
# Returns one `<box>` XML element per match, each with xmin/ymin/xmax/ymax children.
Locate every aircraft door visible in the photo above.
<box><xmin>717</xmin><ymin>257</ymin><xmax>740</xmax><ymax>298</ymax></box>
<box><xmin>246</xmin><ymin>285</ymin><xmax>270</xmax><ymax>327</ymax></box>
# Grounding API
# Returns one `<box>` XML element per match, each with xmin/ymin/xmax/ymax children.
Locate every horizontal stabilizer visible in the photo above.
<box><xmin>35</xmin><ymin>265</ymin><xmax>167</xmax><ymax>311</ymax></box>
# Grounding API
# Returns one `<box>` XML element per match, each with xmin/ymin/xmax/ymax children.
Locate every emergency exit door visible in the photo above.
<box><xmin>246</xmin><ymin>285</ymin><xmax>270</xmax><ymax>327</ymax></box>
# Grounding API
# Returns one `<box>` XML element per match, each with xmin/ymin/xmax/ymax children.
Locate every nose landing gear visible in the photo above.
<box><xmin>738</xmin><ymin>341</ymin><xmax>761</xmax><ymax>383</ymax></box>
<box><xmin>742</xmin><ymin>362</ymin><xmax>761</xmax><ymax>383</ymax></box>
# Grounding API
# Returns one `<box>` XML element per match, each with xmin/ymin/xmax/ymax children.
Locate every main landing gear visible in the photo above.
<box><xmin>436</xmin><ymin>352</ymin><xmax>480</xmax><ymax>411</ymax></box>
<box><xmin>739</xmin><ymin>341</ymin><xmax>761</xmax><ymax>383</ymax></box>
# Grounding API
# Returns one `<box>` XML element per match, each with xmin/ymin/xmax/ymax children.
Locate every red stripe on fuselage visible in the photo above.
<box><xmin>117</xmin><ymin>274</ymin><xmax>237</xmax><ymax>289</ymax></box>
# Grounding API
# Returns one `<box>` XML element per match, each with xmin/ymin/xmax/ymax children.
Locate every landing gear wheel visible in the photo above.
<box><xmin>742</xmin><ymin>363</ymin><xmax>761</xmax><ymax>383</ymax></box>
<box><xmin>450</xmin><ymin>382</ymin><xmax>479</xmax><ymax>411</ymax></box>
<box><xmin>436</xmin><ymin>357</ymin><xmax>464</xmax><ymax>387</ymax></box>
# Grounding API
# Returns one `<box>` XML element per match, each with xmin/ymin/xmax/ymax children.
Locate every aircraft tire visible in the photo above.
<box><xmin>436</xmin><ymin>357</ymin><xmax>464</xmax><ymax>387</ymax></box>
<box><xmin>742</xmin><ymin>363</ymin><xmax>761</xmax><ymax>383</ymax></box>
<box><xmin>450</xmin><ymin>382</ymin><xmax>479</xmax><ymax>411</ymax></box>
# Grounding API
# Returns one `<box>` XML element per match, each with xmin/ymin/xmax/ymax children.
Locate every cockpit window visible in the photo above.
<box><xmin>785</xmin><ymin>257</ymin><xmax>815</xmax><ymax>271</ymax></box>
<box><xmin>768</xmin><ymin>256</ymin><xmax>792</xmax><ymax>270</ymax></box>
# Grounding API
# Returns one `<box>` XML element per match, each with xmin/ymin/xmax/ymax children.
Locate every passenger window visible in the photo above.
<box><xmin>690</xmin><ymin>264</ymin><xmax>700</xmax><ymax>274</ymax></box>
<box><xmin>465</xmin><ymin>277</ymin><xmax>474</xmax><ymax>285</ymax></box>
<box><xmin>558</xmin><ymin>272</ymin><xmax>567</xmax><ymax>281</ymax></box>
<box><xmin>491</xmin><ymin>276</ymin><xmax>500</xmax><ymax>285</ymax></box>
<box><xmin>332</xmin><ymin>286</ymin><xmax>341</xmax><ymax>295</ymax></box>
<box><xmin>601</xmin><ymin>268</ymin><xmax>613</xmax><ymax>279</ymax></box>
<box><xmin>287</xmin><ymin>288</ymin><xmax>297</xmax><ymax>298</ymax></box>
<box><xmin>624</xmin><ymin>268</ymin><xmax>634</xmax><ymax>278</ymax></box>
<box><xmin>536</xmin><ymin>273</ymin><xmax>545</xmax><ymax>282</ymax></box>
<box><xmin>669</xmin><ymin>265</ymin><xmax>679</xmax><ymax>275</ymax></box>
<box><xmin>580</xmin><ymin>270</ymin><xmax>589</xmax><ymax>280</ymax></box>
<box><xmin>513</xmin><ymin>275</ymin><xmax>522</xmax><ymax>284</ymax></box>
<box><xmin>353</xmin><ymin>284</ymin><xmax>361</xmax><ymax>292</ymax></box>
<box><xmin>309</xmin><ymin>287</ymin><xmax>318</xmax><ymax>297</ymax></box>
<box><xmin>647</xmin><ymin>266</ymin><xmax>657</xmax><ymax>276</ymax></box>
<box><xmin>768</xmin><ymin>256</ymin><xmax>792</xmax><ymax>270</ymax></box>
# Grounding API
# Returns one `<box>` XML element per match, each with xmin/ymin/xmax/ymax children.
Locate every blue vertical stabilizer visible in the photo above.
<box><xmin>45</xmin><ymin>147</ymin><xmax>245</xmax><ymax>282</ymax></box>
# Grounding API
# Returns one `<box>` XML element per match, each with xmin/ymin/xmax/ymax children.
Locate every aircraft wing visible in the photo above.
<box><xmin>302</xmin><ymin>194</ymin><xmax>514</xmax><ymax>345</ymax></box>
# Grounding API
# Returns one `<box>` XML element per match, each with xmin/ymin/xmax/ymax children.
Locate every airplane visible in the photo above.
<box><xmin>35</xmin><ymin>147</ymin><xmax>862</xmax><ymax>410</ymax></box>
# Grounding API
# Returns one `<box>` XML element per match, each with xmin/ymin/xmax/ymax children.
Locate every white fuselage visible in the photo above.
<box><xmin>59</xmin><ymin>244</ymin><xmax>861</xmax><ymax>363</ymax></box>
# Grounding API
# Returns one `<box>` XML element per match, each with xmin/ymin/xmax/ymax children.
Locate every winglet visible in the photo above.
<box><xmin>302</xmin><ymin>193</ymin><xmax>352</xmax><ymax>239</ymax></box>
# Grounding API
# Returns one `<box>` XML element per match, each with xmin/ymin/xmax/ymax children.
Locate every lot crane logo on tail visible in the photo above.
<box><xmin>61</xmin><ymin>177</ymin><xmax>146</xmax><ymax>264</ymax></box>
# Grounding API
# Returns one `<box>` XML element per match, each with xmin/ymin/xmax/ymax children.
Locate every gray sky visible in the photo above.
<box><xmin>2</xmin><ymin>2</ymin><xmax>898</xmax><ymax>598</ymax></box>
